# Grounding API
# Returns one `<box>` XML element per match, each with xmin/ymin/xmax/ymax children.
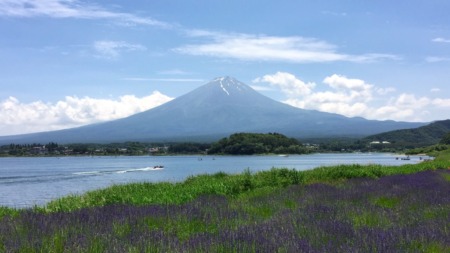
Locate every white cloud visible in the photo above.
<box><xmin>0</xmin><ymin>91</ymin><xmax>173</xmax><ymax>136</ymax></box>
<box><xmin>158</xmin><ymin>69</ymin><xmax>191</xmax><ymax>75</ymax></box>
<box><xmin>430</xmin><ymin>88</ymin><xmax>441</xmax><ymax>92</ymax></box>
<box><xmin>426</xmin><ymin>56</ymin><xmax>450</xmax><ymax>63</ymax></box>
<box><xmin>250</xmin><ymin>85</ymin><xmax>273</xmax><ymax>92</ymax></box>
<box><xmin>93</xmin><ymin>40</ymin><xmax>146</xmax><ymax>59</ymax></box>
<box><xmin>255</xmin><ymin>72</ymin><xmax>450</xmax><ymax>122</ymax></box>
<box><xmin>123</xmin><ymin>77</ymin><xmax>205</xmax><ymax>82</ymax></box>
<box><xmin>255</xmin><ymin>73</ymin><xmax>376</xmax><ymax>118</ymax></box>
<box><xmin>370</xmin><ymin>94</ymin><xmax>432</xmax><ymax>121</ymax></box>
<box><xmin>253</xmin><ymin>72</ymin><xmax>315</xmax><ymax>97</ymax></box>
<box><xmin>432</xmin><ymin>98</ymin><xmax>450</xmax><ymax>107</ymax></box>
<box><xmin>376</xmin><ymin>87</ymin><xmax>396</xmax><ymax>95</ymax></box>
<box><xmin>394</xmin><ymin>94</ymin><xmax>430</xmax><ymax>108</ymax></box>
<box><xmin>323</xmin><ymin>74</ymin><xmax>372</xmax><ymax>91</ymax></box>
<box><xmin>322</xmin><ymin>74</ymin><xmax>374</xmax><ymax>103</ymax></box>
<box><xmin>175</xmin><ymin>31</ymin><xmax>399</xmax><ymax>63</ymax></box>
<box><xmin>306</xmin><ymin>90</ymin><xmax>354</xmax><ymax>104</ymax></box>
<box><xmin>0</xmin><ymin>0</ymin><xmax>170</xmax><ymax>27</ymax></box>
<box><xmin>321</xmin><ymin>10</ymin><xmax>347</xmax><ymax>17</ymax></box>
<box><xmin>372</xmin><ymin>105</ymin><xmax>416</xmax><ymax>121</ymax></box>
<box><xmin>432</xmin><ymin>37</ymin><xmax>450</xmax><ymax>43</ymax></box>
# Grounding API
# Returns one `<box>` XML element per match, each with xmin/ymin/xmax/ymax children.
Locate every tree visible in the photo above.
<box><xmin>207</xmin><ymin>132</ymin><xmax>306</xmax><ymax>155</ymax></box>
<box><xmin>440</xmin><ymin>132</ymin><xmax>450</xmax><ymax>145</ymax></box>
<box><xmin>46</xmin><ymin>142</ymin><xmax>58</xmax><ymax>152</ymax></box>
<box><xmin>168</xmin><ymin>143</ymin><xmax>210</xmax><ymax>154</ymax></box>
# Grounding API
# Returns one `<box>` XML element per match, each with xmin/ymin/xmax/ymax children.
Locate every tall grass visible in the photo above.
<box><xmin>1</xmin><ymin>169</ymin><xmax>449</xmax><ymax>252</ymax></box>
<box><xmin>434</xmin><ymin>148</ymin><xmax>450</xmax><ymax>161</ymax></box>
<box><xmin>31</xmin><ymin>158</ymin><xmax>449</xmax><ymax>213</ymax></box>
<box><xmin>0</xmin><ymin>150</ymin><xmax>448</xmax><ymax>252</ymax></box>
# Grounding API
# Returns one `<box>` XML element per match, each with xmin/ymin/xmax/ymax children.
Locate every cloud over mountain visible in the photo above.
<box><xmin>254</xmin><ymin>72</ymin><xmax>450</xmax><ymax>122</ymax></box>
<box><xmin>0</xmin><ymin>91</ymin><xmax>172</xmax><ymax>135</ymax></box>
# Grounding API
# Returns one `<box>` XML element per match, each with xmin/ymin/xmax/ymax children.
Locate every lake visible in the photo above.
<box><xmin>0</xmin><ymin>153</ymin><xmax>426</xmax><ymax>208</ymax></box>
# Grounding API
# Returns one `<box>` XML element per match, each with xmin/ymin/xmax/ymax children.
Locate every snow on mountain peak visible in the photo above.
<box><xmin>212</xmin><ymin>76</ymin><xmax>249</xmax><ymax>96</ymax></box>
<box><xmin>221</xmin><ymin>83</ymin><xmax>230</xmax><ymax>96</ymax></box>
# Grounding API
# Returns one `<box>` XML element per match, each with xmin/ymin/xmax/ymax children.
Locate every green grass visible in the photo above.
<box><xmin>442</xmin><ymin>173</ymin><xmax>450</xmax><ymax>182</ymax></box>
<box><xmin>0</xmin><ymin>206</ymin><xmax>19</xmax><ymax>218</ymax></box>
<box><xmin>1</xmin><ymin>149</ymin><xmax>449</xmax><ymax>216</ymax></box>
<box><xmin>352</xmin><ymin>211</ymin><xmax>393</xmax><ymax>229</ymax></box>
<box><xmin>408</xmin><ymin>241</ymin><xmax>450</xmax><ymax>253</ymax></box>
<box><xmin>1</xmin><ymin>160</ymin><xmax>449</xmax><ymax>252</ymax></box>
<box><xmin>372</xmin><ymin>196</ymin><xmax>401</xmax><ymax>209</ymax></box>
<box><xmin>434</xmin><ymin>147</ymin><xmax>450</xmax><ymax>161</ymax></box>
<box><xmin>27</xmin><ymin>156</ymin><xmax>449</xmax><ymax>213</ymax></box>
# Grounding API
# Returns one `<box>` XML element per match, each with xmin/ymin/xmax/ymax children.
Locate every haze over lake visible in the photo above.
<box><xmin>0</xmin><ymin>153</ymin><xmax>426</xmax><ymax>208</ymax></box>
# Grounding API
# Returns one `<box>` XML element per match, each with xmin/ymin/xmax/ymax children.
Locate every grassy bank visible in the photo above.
<box><xmin>1</xmin><ymin>151</ymin><xmax>449</xmax><ymax>252</ymax></box>
<box><xmin>1</xmin><ymin>151</ymin><xmax>449</xmax><ymax>215</ymax></box>
<box><xmin>35</xmin><ymin>156</ymin><xmax>450</xmax><ymax>213</ymax></box>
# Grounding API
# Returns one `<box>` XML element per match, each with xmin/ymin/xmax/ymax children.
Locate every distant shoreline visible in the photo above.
<box><xmin>0</xmin><ymin>151</ymin><xmax>417</xmax><ymax>158</ymax></box>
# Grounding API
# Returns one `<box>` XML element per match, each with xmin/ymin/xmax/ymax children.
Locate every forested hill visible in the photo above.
<box><xmin>207</xmin><ymin>133</ymin><xmax>308</xmax><ymax>155</ymax></box>
<box><xmin>363</xmin><ymin>119</ymin><xmax>450</xmax><ymax>148</ymax></box>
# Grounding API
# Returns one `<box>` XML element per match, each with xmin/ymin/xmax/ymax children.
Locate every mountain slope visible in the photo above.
<box><xmin>363</xmin><ymin>119</ymin><xmax>450</xmax><ymax>147</ymax></box>
<box><xmin>0</xmin><ymin>76</ymin><xmax>426</xmax><ymax>144</ymax></box>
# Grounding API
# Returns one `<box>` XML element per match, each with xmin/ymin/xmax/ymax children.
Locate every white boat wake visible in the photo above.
<box><xmin>74</xmin><ymin>166</ymin><xmax>164</xmax><ymax>176</ymax></box>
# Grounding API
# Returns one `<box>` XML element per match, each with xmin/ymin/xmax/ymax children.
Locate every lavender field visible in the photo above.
<box><xmin>1</xmin><ymin>167</ymin><xmax>449</xmax><ymax>252</ymax></box>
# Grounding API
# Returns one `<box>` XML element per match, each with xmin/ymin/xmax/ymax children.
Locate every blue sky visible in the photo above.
<box><xmin>1</xmin><ymin>0</ymin><xmax>450</xmax><ymax>135</ymax></box>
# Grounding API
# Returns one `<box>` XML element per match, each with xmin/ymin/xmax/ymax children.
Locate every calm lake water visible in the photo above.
<box><xmin>0</xmin><ymin>153</ymin><xmax>426</xmax><ymax>208</ymax></box>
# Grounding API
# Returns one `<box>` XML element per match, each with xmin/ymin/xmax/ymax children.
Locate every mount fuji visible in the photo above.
<box><xmin>0</xmin><ymin>76</ymin><xmax>425</xmax><ymax>144</ymax></box>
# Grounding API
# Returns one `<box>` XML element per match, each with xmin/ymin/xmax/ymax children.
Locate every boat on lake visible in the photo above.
<box><xmin>400</xmin><ymin>156</ymin><xmax>410</xmax><ymax>160</ymax></box>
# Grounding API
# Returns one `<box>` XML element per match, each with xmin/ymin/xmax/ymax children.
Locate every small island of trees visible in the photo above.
<box><xmin>207</xmin><ymin>132</ymin><xmax>309</xmax><ymax>155</ymax></box>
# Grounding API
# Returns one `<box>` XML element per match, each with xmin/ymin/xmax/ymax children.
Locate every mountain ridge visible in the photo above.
<box><xmin>0</xmin><ymin>76</ymin><xmax>426</xmax><ymax>144</ymax></box>
<box><xmin>363</xmin><ymin>119</ymin><xmax>450</xmax><ymax>147</ymax></box>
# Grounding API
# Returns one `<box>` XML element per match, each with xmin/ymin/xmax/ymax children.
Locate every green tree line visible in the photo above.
<box><xmin>207</xmin><ymin>132</ymin><xmax>308</xmax><ymax>155</ymax></box>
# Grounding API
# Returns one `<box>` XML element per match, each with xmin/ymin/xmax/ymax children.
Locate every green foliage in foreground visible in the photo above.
<box><xmin>407</xmin><ymin>144</ymin><xmax>448</xmax><ymax>155</ymax></box>
<box><xmin>1</xmin><ymin>149</ymin><xmax>449</xmax><ymax>252</ymax></box>
<box><xmin>1</xmin><ymin>150</ymin><xmax>449</xmax><ymax>218</ymax></box>
<box><xmin>25</xmin><ymin>158</ymin><xmax>448</xmax><ymax>213</ymax></box>
<box><xmin>1</xmin><ymin>169</ymin><xmax>449</xmax><ymax>252</ymax></box>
